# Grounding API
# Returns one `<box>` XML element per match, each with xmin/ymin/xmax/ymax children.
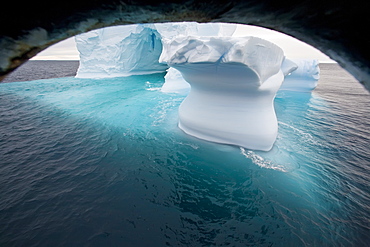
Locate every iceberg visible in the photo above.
<box><xmin>160</xmin><ymin>36</ymin><xmax>294</xmax><ymax>151</ymax></box>
<box><xmin>75</xmin><ymin>24</ymin><xmax>167</xmax><ymax>78</ymax></box>
<box><xmin>74</xmin><ymin>22</ymin><xmax>316</xmax><ymax>151</ymax></box>
<box><xmin>280</xmin><ymin>59</ymin><xmax>320</xmax><ymax>92</ymax></box>
<box><xmin>75</xmin><ymin>22</ymin><xmax>237</xmax><ymax>78</ymax></box>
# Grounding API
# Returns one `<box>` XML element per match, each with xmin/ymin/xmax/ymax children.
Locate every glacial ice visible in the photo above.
<box><xmin>280</xmin><ymin>59</ymin><xmax>320</xmax><ymax>92</ymax></box>
<box><xmin>75</xmin><ymin>24</ymin><xmax>167</xmax><ymax>78</ymax></box>
<box><xmin>159</xmin><ymin>36</ymin><xmax>295</xmax><ymax>151</ymax></box>
<box><xmin>75</xmin><ymin>22</ymin><xmax>236</xmax><ymax>78</ymax></box>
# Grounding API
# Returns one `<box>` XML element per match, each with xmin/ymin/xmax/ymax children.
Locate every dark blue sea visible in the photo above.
<box><xmin>1</xmin><ymin>61</ymin><xmax>369</xmax><ymax>246</ymax></box>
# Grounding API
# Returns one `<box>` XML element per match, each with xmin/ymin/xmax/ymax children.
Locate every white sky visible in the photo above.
<box><xmin>32</xmin><ymin>24</ymin><xmax>334</xmax><ymax>62</ymax></box>
<box><xmin>233</xmin><ymin>25</ymin><xmax>333</xmax><ymax>62</ymax></box>
<box><xmin>33</xmin><ymin>37</ymin><xmax>79</xmax><ymax>60</ymax></box>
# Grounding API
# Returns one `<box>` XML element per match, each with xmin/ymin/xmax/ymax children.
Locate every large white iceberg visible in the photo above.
<box><xmin>75</xmin><ymin>24</ymin><xmax>167</xmax><ymax>78</ymax></box>
<box><xmin>160</xmin><ymin>36</ymin><xmax>294</xmax><ymax>151</ymax></box>
<box><xmin>75</xmin><ymin>22</ymin><xmax>237</xmax><ymax>78</ymax></box>
<box><xmin>280</xmin><ymin>59</ymin><xmax>320</xmax><ymax>92</ymax></box>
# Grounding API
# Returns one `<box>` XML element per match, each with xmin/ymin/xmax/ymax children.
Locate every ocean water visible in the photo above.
<box><xmin>2</xmin><ymin>60</ymin><xmax>79</xmax><ymax>83</ymax></box>
<box><xmin>0</xmin><ymin>62</ymin><xmax>369</xmax><ymax>246</ymax></box>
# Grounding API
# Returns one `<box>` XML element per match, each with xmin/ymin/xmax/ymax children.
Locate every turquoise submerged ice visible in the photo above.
<box><xmin>0</xmin><ymin>69</ymin><xmax>369</xmax><ymax>246</ymax></box>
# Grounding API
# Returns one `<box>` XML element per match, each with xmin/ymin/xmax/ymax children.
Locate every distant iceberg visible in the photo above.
<box><xmin>160</xmin><ymin>36</ymin><xmax>295</xmax><ymax>151</ymax></box>
<box><xmin>75</xmin><ymin>22</ymin><xmax>236</xmax><ymax>78</ymax></box>
<box><xmin>280</xmin><ymin>59</ymin><xmax>320</xmax><ymax>92</ymax></box>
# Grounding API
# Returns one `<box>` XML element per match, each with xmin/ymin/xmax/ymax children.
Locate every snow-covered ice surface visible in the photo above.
<box><xmin>75</xmin><ymin>22</ymin><xmax>237</xmax><ymax>79</ymax></box>
<box><xmin>280</xmin><ymin>59</ymin><xmax>320</xmax><ymax>92</ymax></box>
<box><xmin>160</xmin><ymin>36</ymin><xmax>295</xmax><ymax>151</ymax></box>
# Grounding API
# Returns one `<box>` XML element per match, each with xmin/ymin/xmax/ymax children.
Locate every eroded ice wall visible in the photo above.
<box><xmin>160</xmin><ymin>36</ymin><xmax>291</xmax><ymax>151</ymax></box>
<box><xmin>75</xmin><ymin>24</ymin><xmax>167</xmax><ymax>78</ymax></box>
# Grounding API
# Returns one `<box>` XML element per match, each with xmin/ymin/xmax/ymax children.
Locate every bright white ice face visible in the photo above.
<box><xmin>75</xmin><ymin>24</ymin><xmax>167</xmax><ymax>78</ymax></box>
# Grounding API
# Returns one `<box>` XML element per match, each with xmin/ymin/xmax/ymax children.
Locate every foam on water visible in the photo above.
<box><xmin>240</xmin><ymin>148</ymin><xmax>289</xmax><ymax>172</ymax></box>
<box><xmin>0</xmin><ymin>64</ymin><xmax>369</xmax><ymax>246</ymax></box>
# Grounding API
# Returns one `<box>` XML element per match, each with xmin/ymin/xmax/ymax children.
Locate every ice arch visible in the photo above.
<box><xmin>0</xmin><ymin>0</ymin><xmax>369</xmax><ymax>92</ymax></box>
